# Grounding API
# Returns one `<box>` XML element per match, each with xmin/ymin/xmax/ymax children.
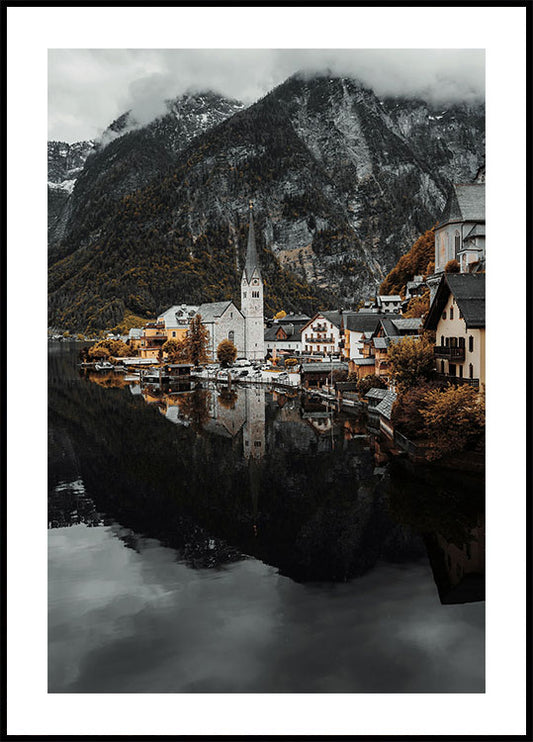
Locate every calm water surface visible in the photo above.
<box><xmin>48</xmin><ymin>343</ymin><xmax>485</xmax><ymax>692</ymax></box>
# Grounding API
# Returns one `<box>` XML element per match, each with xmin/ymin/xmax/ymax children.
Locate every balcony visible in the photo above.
<box><xmin>434</xmin><ymin>345</ymin><xmax>465</xmax><ymax>362</ymax></box>
<box><xmin>306</xmin><ymin>337</ymin><xmax>335</xmax><ymax>344</ymax></box>
<box><xmin>435</xmin><ymin>373</ymin><xmax>480</xmax><ymax>389</ymax></box>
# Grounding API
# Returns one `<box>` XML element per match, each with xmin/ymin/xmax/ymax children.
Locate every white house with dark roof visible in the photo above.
<box><xmin>376</xmin><ymin>295</ymin><xmax>402</xmax><ymax>313</ymax></box>
<box><xmin>423</xmin><ymin>273</ymin><xmax>485</xmax><ymax>388</ymax></box>
<box><xmin>301</xmin><ymin>311</ymin><xmax>344</xmax><ymax>358</ymax></box>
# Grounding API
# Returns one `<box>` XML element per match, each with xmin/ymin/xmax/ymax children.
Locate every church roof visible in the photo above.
<box><xmin>196</xmin><ymin>301</ymin><xmax>242</xmax><ymax>322</ymax></box>
<box><xmin>243</xmin><ymin>208</ymin><xmax>261</xmax><ymax>282</ymax></box>
<box><xmin>439</xmin><ymin>183</ymin><xmax>485</xmax><ymax>225</ymax></box>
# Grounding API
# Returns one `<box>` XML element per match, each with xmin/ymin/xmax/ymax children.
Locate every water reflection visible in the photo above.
<box><xmin>50</xmin><ymin>345</ymin><xmax>484</xmax><ymax>591</ymax></box>
<box><xmin>48</xmin><ymin>344</ymin><xmax>485</xmax><ymax>693</ymax></box>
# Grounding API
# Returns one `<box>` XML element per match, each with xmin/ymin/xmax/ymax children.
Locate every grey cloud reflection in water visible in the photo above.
<box><xmin>49</xmin><ymin>525</ymin><xmax>483</xmax><ymax>693</ymax></box>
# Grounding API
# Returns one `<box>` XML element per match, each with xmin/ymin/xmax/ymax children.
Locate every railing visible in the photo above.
<box><xmin>305</xmin><ymin>337</ymin><xmax>335</xmax><ymax>344</ymax></box>
<box><xmin>434</xmin><ymin>345</ymin><xmax>465</xmax><ymax>361</ymax></box>
<box><xmin>435</xmin><ymin>373</ymin><xmax>480</xmax><ymax>389</ymax></box>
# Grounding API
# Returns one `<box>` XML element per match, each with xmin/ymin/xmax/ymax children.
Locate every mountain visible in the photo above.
<box><xmin>48</xmin><ymin>140</ymin><xmax>94</xmax><ymax>242</ymax></box>
<box><xmin>48</xmin><ymin>74</ymin><xmax>484</xmax><ymax>332</ymax></box>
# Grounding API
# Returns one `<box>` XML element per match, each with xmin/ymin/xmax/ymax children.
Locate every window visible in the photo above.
<box><xmin>442</xmin><ymin>311</ymin><xmax>447</xmax><ymax>320</ymax></box>
<box><xmin>440</xmin><ymin>336</ymin><xmax>445</xmax><ymax>346</ymax></box>
<box><xmin>469</xmin><ymin>335</ymin><xmax>474</xmax><ymax>352</ymax></box>
<box><xmin>469</xmin><ymin>363</ymin><xmax>474</xmax><ymax>379</ymax></box>
<box><xmin>459</xmin><ymin>337</ymin><xmax>465</xmax><ymax>349</ymax></box>
<box><xmin>243</xmin><ymin>292</ymin><xmax>247</xmax><ymax>298</ymax></box>
<box><xmin>459</xmin><ymin>365</ymin><xmax>463</xmax><ymax>378</ymax></box>
<box><xmin>455</xmin><ymin>230</ymin><xmax>460</xmax><ymax>253</ymax></box>
<box><xmin>172</xmin><ymin>331</ymin><xmax>176</xmax><ymax>337</ymax></box>
<box><xmin>228</xmin><ymin>331</ymin><xmax>234</xmax><ymax>343</ymax></box>
<box><xmin>254</xmin><ymin>441</ymin><xmax>262</xmax><ymax>448</ymax></box>
<box><xmin>450</xmin><ymin>307</ymin><xmax>454</xmax><ymax>320</ymax></box>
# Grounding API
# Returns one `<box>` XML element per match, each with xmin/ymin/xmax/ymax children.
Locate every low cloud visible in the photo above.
<box><xmin>49</xmin><ymin>49</ymin><xmax>485</xmax><ymax>143</ymax></box>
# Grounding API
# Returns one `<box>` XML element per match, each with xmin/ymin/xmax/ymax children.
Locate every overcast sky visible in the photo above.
<box><xmin>49</xmin><ymin>49</ymin><xmax>485</xmax><ymax>143</ymax></box>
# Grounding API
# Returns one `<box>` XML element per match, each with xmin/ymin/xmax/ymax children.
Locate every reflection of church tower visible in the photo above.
<box><xmin>241</xmin><ymin>201</ymin><xmax>265</xmax><ymax>361</ymax></box>
<box><xmin>243</xmin><ymin>386</ymin><xmax>266</xmax><ymax>460</ymax></box>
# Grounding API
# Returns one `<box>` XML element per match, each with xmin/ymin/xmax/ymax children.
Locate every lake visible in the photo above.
<box><xmin>48</xmin><ymin>343</ymin><xmax>485</xmax><ymax>692</ymax></box>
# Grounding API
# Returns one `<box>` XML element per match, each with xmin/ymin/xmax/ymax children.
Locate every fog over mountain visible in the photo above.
<box><xmin>48</xmin><ymin>70</ymin><xmax>484</xmax><ymax>332</ymax></box>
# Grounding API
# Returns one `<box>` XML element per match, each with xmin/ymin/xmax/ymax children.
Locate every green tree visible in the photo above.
<box><xmin>217</xmin><ymin>338</ymin><xmax>237</xmax><ymax>367</ymax></box>
<box><xmin>388</xmin><ymin>335</ymin><xmax>435</xmax><ymax>392</ymax></box>
<box><xmin>357</xmin><ymin>374</ymin><xmax>387</xmax><ymax>397</ymax></box>
<box><xmin>420</xmin><ymin>384</ymin><xmax>485</xmax><ymax>461</ymax></box>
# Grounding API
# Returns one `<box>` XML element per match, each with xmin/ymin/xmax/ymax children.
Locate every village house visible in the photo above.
<box><xmin>423</xmin><ymin>272</ymin><xmax>485</xmax><ymax>388</ymax></box>
<box><xmin>264</xmin><ymin>313</ymin><xmax>310</xmax><ymax>360</ymax></box>
<box><xmin>157</xmin><ymin>304</ymin><xmax>199</xmax><ymax>342</ymax></box>
<box><xmin>138</xmin><ymin>322</ymin><xmax>168</xmax><ymax>359</ymax></box>
<box><xmin>354</xmin><ymin>316</ymin><xmax>423</xmax><ymax>383</ymax></box>
<box><xmin>376</xmin><ymin>295</ymin><xmax>402</xmax><ymax>313</ymax></box>
<box><xmin>301</xmin><ymin>311</ymin><xmax>344</xmax><ymax>358</ymax></box>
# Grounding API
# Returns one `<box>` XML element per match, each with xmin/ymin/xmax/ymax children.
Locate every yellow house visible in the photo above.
<box><xmin>423</xmin><ymin>273</ymin><xmax>485</xmax><ymax>388</ymax></box>
<box><xmin>138</xmin><ymin>322</ymin><xmax>167</xmax><ymax>359</ymax></box>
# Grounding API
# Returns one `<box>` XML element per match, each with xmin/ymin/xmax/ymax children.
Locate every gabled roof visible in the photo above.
<box><xmin>365</xmin><ymin>388</ymin><xmax>388</xmax><ymax>400</ymax></box>
<box><xmin>378</xmin><ymin>295</ymin><xmax>402</xmax><ymax>302</ymax></box>
<box><xmin>391</xmin><ymin>317</ymin><xmax>423</xmax><ymax>332</ymax></box>
<box><xmin>196</xmin><ymin>301</ymin><xmax>242</xmax><ymax>322</ymax></box>
<box><xmin>424</xmin><ymin>273</ymin><xmax>485</xmax><ymax>330</ymax></box>
<box><xmin>243</xmin><ymin>208</ymin><xmax>261</xmax><ymax>282</ymax></box>
<box><xmin>374</xmin><ymin>391</ymin><xmax>397</xmax><ymax>420</ymax></box>
<box><xmin>344</xmin><ymin>313</ymin><xmax>382</xmax><ymax>334</ymax></box>
<box><xmin>439</xmin><ymin>183</ymin><xmax>485</xmax><ymax>225</ymax></box>
<box><xmin>322</xmin><ymin>311</ymin><xmax>343</xmax><ymax>328</ymax></box>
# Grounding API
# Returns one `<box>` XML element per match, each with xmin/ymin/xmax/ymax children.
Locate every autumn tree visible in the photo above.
<box><xmin>387</xmin><ymin>335</ymin><xmax>435</xmax><ymax>392</ymax></box>
<box><xmin>217</xmin><ymin>338</ymin><xmax>238</xmax><ymax>367</ymax></box>
<box><xmin>177</xmin><ymin>388</ymin><xmax>212</xmax><ymax>433</ymax></box>
<box><xmin>420</xmin><ymin>384</ymin><xmax>485</xmax><ymax>461</ymax></box>
<box><xmin>391</xmin><ymin>381</ymin><xmax>441</xmax><ymax>440</ymax></box>
<box><xmin>274</xmin><ymin>310</ymin><xmax>287</xmax><ymax>320</ymax></box>
<box><xmin>162</xmin><ymin>338</ymin><xmax>188</xmax><ymax>363</ymax></box>
<box><xmin>88</xmin><ymin>338</ymin><xmax>130</xmax><ymax>360</ymax></box>
<box><xmin>169</xmin><ymin>315</ymin><xmax>210</xmax><ymax>366</ymax></box>
<box><xmin>357</xmin><ymin>374</ymin><xmax>387</xmax><ymax>397</ymax></box>
<box><xmin>379</xmin><ymin>227</ymin><xmax>435</xmax><ymax>296</ymax></box>
<box><xmin>403</xmin><ymin>288</ymin><xmax>430</xmax><ymax>318</ymax></box>
<box><xmin>444</xmin><ymin>258</ymin><xmax>460</xmax><ymax>273</ymax></box>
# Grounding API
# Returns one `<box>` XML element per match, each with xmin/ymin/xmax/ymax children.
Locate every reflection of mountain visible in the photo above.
<box><xmin>49</xmin><ymin>346</ymin><xmax>480</xmax><ymax>586</ymax></box>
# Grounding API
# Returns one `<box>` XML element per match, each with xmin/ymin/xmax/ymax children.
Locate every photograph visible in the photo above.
<box><xmin>4</xmin><ymin>3</ymin><xmax>528</xmax><ymax>738</ymax></box>
<box><xmin>47</xmin><ymin>48</ymin><xmax>486</xmax><ymax>693</ymax></box>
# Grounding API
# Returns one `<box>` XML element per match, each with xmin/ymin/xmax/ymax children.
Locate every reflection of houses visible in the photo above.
<box><xmin>425</xmin><ymin>518</ymin><xmax>485</xmax><ymax>604</ymax></box>
<box><xmin>301</xmin><ymin>311</ymin><xmax>344</xmax><ymax>357</ymax></box>
<box><xmin>243</xmin><ymin>386</ymin><xmax>266</xmax><ymax>459</ymax></box>
<box><xmin>423</xmin><ymin>273</ymin><xmax>485</xmax><ymax>388</ymax></box>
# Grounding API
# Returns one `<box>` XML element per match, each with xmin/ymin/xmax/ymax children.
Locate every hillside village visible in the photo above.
<box><xmin>73</xmin><ymin>174</ymin><xmax>485</xmax><ymax>467</ymax></box>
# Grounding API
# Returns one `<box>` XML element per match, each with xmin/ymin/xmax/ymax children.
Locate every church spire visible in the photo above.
<box><xmin>244</xmin><ymin>200</ymin><xmax>261</xmax><ymax>282</ymax></box>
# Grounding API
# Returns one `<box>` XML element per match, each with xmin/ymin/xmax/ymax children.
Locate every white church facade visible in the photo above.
<box><xmin>155</xmin><ymin>203</ymin><xmax>265</xmax><ymax>362</ymax></box>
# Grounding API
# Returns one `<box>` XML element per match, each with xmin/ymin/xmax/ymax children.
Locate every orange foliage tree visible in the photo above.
<box><xmin>379</xmin><ymin>228</ymin><xmax>435</xmax><ymax>296</ymax></box>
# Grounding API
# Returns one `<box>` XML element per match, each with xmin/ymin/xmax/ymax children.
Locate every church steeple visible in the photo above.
<box><xmin>243</xmin><ymin>200</ymin><xmax>261</xmax><ymax>282</ymax></box>
<box><xmin>241</xmin><ymin>200</ymin><xmax>264</xmax><ymax>362</ymax></box>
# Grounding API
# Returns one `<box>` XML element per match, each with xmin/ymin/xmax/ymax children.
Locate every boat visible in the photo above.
<box><xmin>94</xmin><ymin>361</ymin><xmax>114</xmax><ymax>371</ymax></box>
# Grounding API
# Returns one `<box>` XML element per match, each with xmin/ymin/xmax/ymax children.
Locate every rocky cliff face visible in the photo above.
<box><xmin>48</xmin><ymin>74</ymin><xmax>484</xmax><ymax>331</ymax></box>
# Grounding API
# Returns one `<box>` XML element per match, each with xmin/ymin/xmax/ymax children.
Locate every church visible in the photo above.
<box><xmin>154</xmin><ymin>203</ymin><xmax>265</xmax><ymax>362</ymax></box>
